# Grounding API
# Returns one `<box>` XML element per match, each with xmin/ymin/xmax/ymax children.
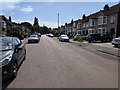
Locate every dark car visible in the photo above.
<box><xmin>0</xmin><ymin>37</ymin><xmax>26</xmax><ymax>81</ymax></box>
<box><xmin>86</xmin><ymin>33</ymin><xmax>112</xmax><ymax>43</ymax></box>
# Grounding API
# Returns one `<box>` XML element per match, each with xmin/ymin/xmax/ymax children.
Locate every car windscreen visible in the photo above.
<box><xmin>0</xmin><ymin>38</ymin><xmax>13</xmax><ymax>51</ymax></box>
<box><xmin>30</xmin><ymin>35</ymin><xmax>38</xmax><ymax>38</ymax></box>
<box><xmin>61</xmin><ymin>35</ymin><xmax>67</xmax><ymax>37</ymax></box>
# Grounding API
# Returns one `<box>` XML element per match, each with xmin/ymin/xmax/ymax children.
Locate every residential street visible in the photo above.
<box><xmin>7</xmin><ymin>35</ymin><xmax>118</xmax><ymax>88</ymax></box>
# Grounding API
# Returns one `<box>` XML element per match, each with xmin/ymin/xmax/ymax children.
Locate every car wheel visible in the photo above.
<box><xmin>88</xmin><ymin>40</ymin><xmax>91</xmax><ymax>43</ymax></box>
<box><xmin>12</xmin><ymin>62</ymin><xmax>18</xmax><ymax>78</ymax></box>
<box><xmin>115</xmin><ymin>45</ymin><xmax>118</xmax><ymax>48</ymax></box>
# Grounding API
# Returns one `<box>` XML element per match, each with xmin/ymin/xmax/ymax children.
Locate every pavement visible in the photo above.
<box><xmin>69</xmin><ymin>39</ymin><xmax>120</xmax><ymax>57</ymax></box>
<box><xmin>6</xmin><ymin>35</ymin><xmax>118</xmax><ymax>88</ymax></box>
<box><xmin>21</xmin><ymin>37</ymin><xmax>28</xmax><ymax>44</ymax></box>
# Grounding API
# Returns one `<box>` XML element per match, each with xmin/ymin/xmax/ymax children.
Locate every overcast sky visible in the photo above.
<box><xmin>1</xmin><ymin>1</ymin><xmax>119</xmax><ymax>28</ymax></box>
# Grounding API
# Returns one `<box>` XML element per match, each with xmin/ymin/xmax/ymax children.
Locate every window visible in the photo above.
<box><xmin>2</xmin><ymin>21</ymin><xmax>6</xmax><ymax>28</ymax></box>
<box><xmin>14</xmin><ymin>39</ymin><xmax>19</xmax><ymax>46</ymax></box>
<box><xmin>80</xmin><ymin>24</ymin><xmax>82</xmax><ymax>29</ymax></box>
<box><xmin>103</xmin><ymin>16</ymin><xmax>107</xmax><ymax>24</ymax></box>
<box><xmin>98</xmin><ymin>29</ymin><xmax>102</xmax><ymax>34</ymax></box>
<box><xmin>98</xmin><ymin>28</ymin><xmax>106</xmax><ymax>35</ymax></box>
<box><xmin>89</xmin><ymin>19</ymin><xmax>95</xmax><ymax>26</ymax></box>
<box><xmin>110</xmin><ymin>15</ymin><xmax>116</xmax><ymax>23</ymax></box>
<box><xmin>102</xmin><ymin>29</ymin><xmax>106</xmax><ymax>34</ymax></box>
<box><xmin>92</xmin><ymin>20</ymin><xmax>95</xmax><ymax>26</ymax></box>
<box><xmin>98</xmin><ymin>16</ymin><xmax>103</xmax><ymax>25</ymax></box>
<box><xmin>98</xmin><ymin>16</ymin><xmax>107</xmax><ymax>25</ymax></box>
<box><xmin>77</xmin><ymin>30</ymin><xmax>82</xmax><ymax>35</ymax></box>
<box><xmin>86</xmin><ymin>23</ymin><xmax>89</xmax><ymax>27</ymax></box>
<box><xmin>77</xmin><ymin>23</ymin><xmax>82</xmax><ymax>29</ymax></box>
<box><xmin>83</xmin><ymin>31</ymin><xmax>85</xmax><ymax>35</ymax></box>
<box><xmin>14</xmin><ymin>38</ymin><xmax>21</xmax><ymax>45</ymax></box>
<box><xmin>83</xmin><ymin>24</ymin><xmax>86</xmax><ymax>27</ymax></box>
<box><xmin>88</xmin><ymin>29</ymin><xmax>95</xmax><ymax>34</ymax></box>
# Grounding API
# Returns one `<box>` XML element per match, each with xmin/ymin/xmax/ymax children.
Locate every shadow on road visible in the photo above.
<box><xmin>2</xmin><ymin>61</ymin><xmax>25</xmax><ymax>90</ymax></box>
<box><xmin>2</xmin><ymin>76</ymin><xmax>15</xmax><ymax>90</ymax></box>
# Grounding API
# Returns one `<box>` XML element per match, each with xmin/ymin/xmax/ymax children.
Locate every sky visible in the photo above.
<box><xmin>0</xmin><ymin>1</ymin><xmax>119</xmax><ymax>28</ymax></box>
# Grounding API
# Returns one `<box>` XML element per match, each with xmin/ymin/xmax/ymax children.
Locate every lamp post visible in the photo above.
<box><xmin>58</xmin><ymin>13</ymin><xmax>59</xmax><ymax>28</ymax></box>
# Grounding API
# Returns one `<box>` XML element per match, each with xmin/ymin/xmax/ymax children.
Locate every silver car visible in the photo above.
<box><xmin>59</xmin><ymin>34</ymin><xmax>69</xmax><ymax>42</ymax></box>
<box><xmin>112</xmin><ymin>37</ymin><xmax>120</xmax><ymax>47</ymax></box>
<box><xmin>28</xmin><ymin>35</ymin><xmax>40</xmax><ymax>43</ymax></box>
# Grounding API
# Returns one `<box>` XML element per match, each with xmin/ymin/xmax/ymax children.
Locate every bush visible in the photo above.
<box><xmin>73</xmin><ymin>37</ymin><xmax>86</xmax><ymax>42</ymax></box>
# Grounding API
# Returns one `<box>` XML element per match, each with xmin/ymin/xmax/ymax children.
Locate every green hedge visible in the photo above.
<box><xmin>73</xmin><ymin>37</ymin><xmax>86</xmax><ymax>42</ymax></box>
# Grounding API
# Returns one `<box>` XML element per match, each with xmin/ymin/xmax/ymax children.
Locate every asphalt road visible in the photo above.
<box><xmin>7</xmin><ymin>35</ymin><xmax>118</xmax><ymax>88</ymax></box>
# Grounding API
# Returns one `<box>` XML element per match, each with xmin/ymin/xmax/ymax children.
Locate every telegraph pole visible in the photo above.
<box><xmin>58</xmin><ymin>13</ymin><xmax>59</xmax><ymax>28</ymax></box>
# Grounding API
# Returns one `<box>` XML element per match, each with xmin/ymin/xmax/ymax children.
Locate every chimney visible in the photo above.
<box><xmin>82</xmin><ymin>14</ymin><xmax>86</xmax><ymax>19</ymax></box>
<box><xmin>104</xmin><ymin>4</ymin><xmax>109</xmax><ymax>11</ymax></box>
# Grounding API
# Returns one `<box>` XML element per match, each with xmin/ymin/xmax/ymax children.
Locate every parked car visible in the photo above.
<box><xmin>86</xmin><ymin>33</ymin><xmax>112</xmax><ymax>43</ymax></box>
<box><xmin>32</xmin><ymin>33</ymin><xmax>41</xmax><ymax>38</ymax></box>
<box><xmin>112</xmin><ymin>37</ymin><xmax>120</xmax><ymax>47</ymax></box>
<box><xmin>38</xmin><ymin>33</ymin><xmax>41</xmax><ymax>37</ymax></box>
<box><xmin>28</xmin><ymin>35</ymin><xmax>40</xmax><ymax>43</ymax></box>
<box><xmin>47</xmin><ymin>34</ymin><xmax>54</xmax><ymax>37</ymax></box>
<box><xmin>74</xmin><ymin>34</ymin><xmax>86</xmax><ymax>40</ymax></box>
<box><xmin>0</xmin><ymin>37</ymin><xmax>26</xmax><ymax>81</ymax></box>
<box><xmin>74</xmin><ymin>34</ymin><xmax>81</xmax><ymax>39</ymax></box>
<box><xmin>59</xmin><ymin>34</ymin><xmax>69</xmax><ymax>42</ymax></box>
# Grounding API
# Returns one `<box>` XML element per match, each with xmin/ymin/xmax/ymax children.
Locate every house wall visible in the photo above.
<box><xmin>58</xmin><ymin>4</ymin><xmax>119</xmax><ymax>37</ymax></box>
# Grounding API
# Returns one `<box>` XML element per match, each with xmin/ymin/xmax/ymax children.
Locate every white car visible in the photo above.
<box><xmin>48</xmin><ymin>33</ymin><xmax>54</xmax><ymax>37</ymax></box>
<box><xmin>112</xmin><ymin>37</ymin><xmax>120</xmax><ymax>47</ymax></box>
<box><xmin>28</xmin><ymin>35</ymin><xmax>40</xmax><ymax>43</ymax></box>
<box><xmin>59</xmin><ymin>34</ymin><xmax>69</xmax><ymax>42</ymax></box>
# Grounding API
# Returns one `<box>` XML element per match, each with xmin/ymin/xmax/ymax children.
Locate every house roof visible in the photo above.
<box><xmin>102</xmin><ymin>3</ymin><xmax>120</xmax><ymax>15</ymax></box>
<box><xmin>80</xmin><ymin>3</ymin><xmax>120</xmax><ymax>23</ymax></box>
<box><xmin>0</xmin><ymin>15</ymin><xmax>12</xmax><ymax>26</ymax></box>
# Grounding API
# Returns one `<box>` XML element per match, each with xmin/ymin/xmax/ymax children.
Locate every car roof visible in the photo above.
<box><xmin>61</xmin><ymin>34</ymin><xmax>67</xmax><ymax>36</ymax></box>
<box><xmin>30</xmin><ymin>35</ymin><xmax>38</xmax><ymax>36</ymax></box>
<box><xmin>0</xmin><ymin>37</ymin><xmax>14</xmax><ymax>39</ymax></box>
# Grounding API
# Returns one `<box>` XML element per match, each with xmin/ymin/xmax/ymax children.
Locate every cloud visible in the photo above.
<box><xmin>40</xmin><ymin>21</ymin><xmax>62</xmax><ymax>28</ymax></box>
<box><xmin>0</xmin><ymin>0</ymin><xmax>21</xmax><ymax>10</ymax></box>
<box><xmin>12</xmin><ymin>19</ymin><xmax>33</xmax><ymax>24</ymax></box>
<box><xmin>0</xmin><ymin>12</ymin><xmax>4</xmax><ymax>15</ymax></box>
<box><xmin>19</xmin><ymin>6</ymin><xmax>33</xmax><ymax>13</ymax></box>
<box><xmin>1</xmin><ymin>0</ymin><xmax>21</xmax><ymax>2</ymax></box>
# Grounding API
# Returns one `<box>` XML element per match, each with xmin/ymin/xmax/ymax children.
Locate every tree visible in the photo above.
<box><xmin>33</xmin><ymin>17</ymin><xmax>39</xmax><ymax>26</ymax></box>
<box><xmin>32</xmin><ymin>17</ymin><xmax>40</xmax><ymax>33</ymax></box>
<box><xmin>41</xmin><ymin>26</ymin><xmax>50</xmax><ymax>34</ymax></box>
<box><xmin>20</xmin><ymin>22</ymin><xmax>32</xmax><ymax>29</ymax></box>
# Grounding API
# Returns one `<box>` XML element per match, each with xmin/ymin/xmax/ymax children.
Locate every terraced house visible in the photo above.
<box><xmin>0</xmin><ymin>15</ymin><xmax>12</xmax><ymax>36</ymax></box>
<box><xmin>59</xmin><ymin>3</ymin><xmax>120</xmax><ymax>38</ymax></box>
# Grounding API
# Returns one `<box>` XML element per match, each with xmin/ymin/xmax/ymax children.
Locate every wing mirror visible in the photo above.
<box><xmin>15</xmin><ymin>44</ymin><xmax>23</xmax><ymax>50</ymax></box>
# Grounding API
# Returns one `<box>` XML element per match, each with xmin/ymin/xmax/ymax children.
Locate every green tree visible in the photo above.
<box><xmin>32</xmin><ymin>17</ymin><xmax>40</xmax><ymax>33</ymax></box>
<box><xmin>20</xmin><ymin>22</ymin><xmax>32</xmax><ymax>29</ymax></box>
<box><xmin>33</xmin><ymin>17</ymin><xmax>39</xmax><ymax>26</ymax></box>
<box><xmin>41</xmin><ymin>26</ymin><xmax>50</xmax><ymax>34</ymax></box>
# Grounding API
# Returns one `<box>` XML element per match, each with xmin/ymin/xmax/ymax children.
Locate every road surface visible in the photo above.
<box><xmin>7</xmin><ymin>35</ymin><xmax>118</xmax><ymax>88</ymax></box>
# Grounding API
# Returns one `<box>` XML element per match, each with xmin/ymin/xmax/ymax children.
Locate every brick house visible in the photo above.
<box><xmin>59</xmin><ymin>3</ymin><xmax>120</xmax><ymax>38</ymax></box>
<box><xmin>0</xmin><ymin>15</ymin><xmax>12</xmax><ymax>36</ymax></box>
